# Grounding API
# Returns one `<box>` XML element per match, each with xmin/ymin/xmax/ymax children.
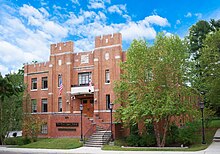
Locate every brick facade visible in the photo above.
<box><xmin>24</xmin><ymin>33</ymin><xmax>127</xmax><ymax>139</ymax></box>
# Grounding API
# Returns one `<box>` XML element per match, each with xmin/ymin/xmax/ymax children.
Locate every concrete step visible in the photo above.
<box><xmin>85</xmin><ymin>141</ymin><xmax>106</xmax><ymax>144</ymax></box>
<box><xmin>213</xmin><ymin>139</ymin><xmax>220</xmax><ymax>142</ymax></box>
<box><xmin>84</xmin><ymin>144</ymin><xmax>102</xmax><ymax>147</ymax></box>
<box><xmin>84</xmin><ymin>125</ymin><xmax>111</xmax><ymax>147</ymax></box>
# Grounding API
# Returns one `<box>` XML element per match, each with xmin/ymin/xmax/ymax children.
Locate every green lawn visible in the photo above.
<box><xmin>19</xmin><ymin>138</ymin><xmax>82</xmax><ymax>149</ymax></box>
<box><xmin>103</xmin><ymin>119</ymin><xmax>220</xmax><ymax>151</ymax></box>
<box><xmin>102</xmin><ymin>145</ymin><xmax>208</xmax><ymax>151</ymax></box>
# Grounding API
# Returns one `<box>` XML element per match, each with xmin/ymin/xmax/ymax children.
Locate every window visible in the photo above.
<box><xmin>105</xmin><ymin>70</ymin><xmax>110</xmax><ymax>83</ymax></box>
<box><xmin>81</xmin><ymin>54</ymin><xmax>89</xmax><ymax>64</ymax></box>
<box><xmin>58</xmin><ymin>97</ymin><xmax>62</xmax><ymax>112</ymax></box>
<box><xmin>31</xmin><ymin>99</ymin><xmax>37</xmax><ymax>113</ymax></box>
<box><xmin>31</xmin><ymin>78</ymin><xmax>37</xmax><ymax>90</ymax></box>
<box><xmin>41</xmin><ymin>77</ymin><xmax>48</xmax><ymax>89</ymax></box>
<box><xmin>41</xmin><ymin>99</ymin><xmax>48</xmax><ymax>112</ymax></box>
<box><xmin>78</xmin><ymin>72</ymin><xmax>91</xmax><ymax>85</ymax></box>
<box><xmin>58</xmin><ymin>74</ymin><xmax>62</xmax><ymax>87</ymax></box>
<box><xmin>41</xmin><ymin>124</ymin><xmax>48</xmax><ymax>134</ymax></box>
<box><xmin>106</xmin><ymin>94</ymin><xmax>110</xmax><ymax>109</ymax></box>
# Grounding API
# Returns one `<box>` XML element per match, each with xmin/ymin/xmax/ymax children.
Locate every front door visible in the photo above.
<box><xmin>82</xmin><ymin>99</ymin><xmax>94</xmax><ymax>117</ymax></box>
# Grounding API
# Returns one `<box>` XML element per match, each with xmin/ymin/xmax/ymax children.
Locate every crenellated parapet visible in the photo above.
<box><xmin>50</xmin><ymin>41</ymin><xmax>74</xmax><ymax>55</ymax></box>
<box><xmin>95</xmin><ymin>33</ymin><xmax>122</xmax><ymax>48</ymax></box>
<box><xmin>24</xmin><ymin>61</ymin><xmax>50</xmax><ymax>74</ymax></box>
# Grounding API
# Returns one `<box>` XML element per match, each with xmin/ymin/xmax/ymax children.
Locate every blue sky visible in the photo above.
<box><xmin>0</xmin><ymin>0</ymin><xmax>220</xmax><ymax>76</ymax></box>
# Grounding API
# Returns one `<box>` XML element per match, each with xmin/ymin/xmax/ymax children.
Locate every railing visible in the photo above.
<box><xmin>102</xmin><ymin>125</ymin><xmax>112</xmax><ymax>145</ymax></box>
<box><xmin>83</xmin><ymin>124</ymin><xmax>96</xmax><ymax>143</ymax></box>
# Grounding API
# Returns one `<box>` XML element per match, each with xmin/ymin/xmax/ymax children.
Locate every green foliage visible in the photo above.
<box><xmin>177</xmin><ymin>121</ymin><xmax>200</xmax><ymax>146</ymax></box>
<box><xmin>115</xmin><ymin>33</ymin><xmax>197</xmax><ymax>147</ymax></box>
<box><xmin>0</xmin><ymin>72</ymin><xmax>24</xmax><ymax>145</ymax></box>
<box><xmin>126</xmin><ymin>134</ymin><xmax>141</xmax><ymax>147</ymax></box>
<box><xmin>188</xmin><ymin>19</ymin><xmax>220</xmax><ymax>116</ymax></box>
<box><xmin>199</xmin><ymin>30</ymin><xmax>220</xmax><ymax>115</ymax></box>
<box><xmin>4</xmin><ymin>137</ymin><xmax>31</xmax><ymax>146</ymax></box>
<box><xmin>166</xmin><ymin>124</ymin><xmax>179</xmax><ymax>146</ymax></box>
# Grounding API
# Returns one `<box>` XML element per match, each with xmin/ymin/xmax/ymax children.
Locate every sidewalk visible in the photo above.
<box><xmin>1</xmin><ymin>129</ymin><xmax>220</xmax><ymax>154</ymax></box>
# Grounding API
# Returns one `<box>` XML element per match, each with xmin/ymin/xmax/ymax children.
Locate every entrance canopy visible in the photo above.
<box><xmin>71</xmin><ymin>85</ymin><xmax>94</xmax><ymax>95</ymax></box>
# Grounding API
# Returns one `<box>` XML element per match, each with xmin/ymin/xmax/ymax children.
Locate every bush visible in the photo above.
<box><xmin>166</xmin><ymin>124</ymin><xmax>179</xmax><ymax>146</ymax></box>
<box><xmin>5</xmin><ymin>137</ymin><xmax>31</xmax><ymax>145</ymax></box>
<box><xmin>126</xmin><ymin>134</ymin><xmax>140</xmax><ymax>146</ymax></box>
<box><xmin>177</xmin><ymin>121</ymin><xmax>200</xmax><ymax>146</ymax></box>
<box><xmin>140</xmin><ymin>133</ymin><xmax>156</xmax><ymax>147</ymax></box>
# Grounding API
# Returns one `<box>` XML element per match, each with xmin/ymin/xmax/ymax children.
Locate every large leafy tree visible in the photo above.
<box><xmin>188</xmin><ymin>19</ymin><xmax>220</xmax><ymax>114</ymax></box>
<box><xmin>0</xmin><ymin>72</ymin><xmax>24</xmax><ymax>145</ymax></box>
<box><xmin>115</xmin><ymin>34</ymin><xmax>197</xmax><ymax>147</ymax></box>
<box><xmin>199</xmin><ymin>30</ymin><xmax>220</xmax><ymax>115</ymax></box>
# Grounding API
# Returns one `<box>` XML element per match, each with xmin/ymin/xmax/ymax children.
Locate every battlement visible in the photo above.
<box><xmin>24</xmin><ymin>61</ymin><xmax>50</xmax><ymax>74</ymax></box>
<box><xmin>95</xmin><ymin>33</ymin><xmax>122</xmax><ymax>48</ymax></box>
<box><xmin>50</xmin><ymin>41</ymin><xmax>74</xmax><ymax>55</ymax></box>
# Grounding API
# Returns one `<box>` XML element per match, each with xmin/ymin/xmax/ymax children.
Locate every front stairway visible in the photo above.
<box><xmin>84</xmin><ymin>126</ymin><xmax>111</xmax><ymax>147</ymax></box>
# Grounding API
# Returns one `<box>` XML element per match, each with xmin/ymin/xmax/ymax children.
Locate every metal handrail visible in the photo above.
<box><xmin>101</xmin><ymin>125</ymin><xmax>112</xmax><ymax>145</ymax></box>
<box><xmin>83</xmin><ymin>124</ymin><xmax>96</xmax><ymax>143</ymax></box>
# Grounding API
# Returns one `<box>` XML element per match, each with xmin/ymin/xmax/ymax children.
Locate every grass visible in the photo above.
<box><xmin>102</xmin><ymin>145</ymin><xmax>209</xmax><ymax>151</ymax></box>
<box><xmin>102</xmin><ymin>119</ymin><xmax>220</xmax><ymax>151</ymax></box>
<box><xmin>18</xmin><ymin>138</ymin><xmax>82</xmax><ymax>149</ymax></box>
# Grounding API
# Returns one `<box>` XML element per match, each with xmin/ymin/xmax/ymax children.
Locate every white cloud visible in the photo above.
<box><xmin>184</xmin><ymin>12</ymin><xmax>202</xmax><ymax>19</ymax></box>
<box><xmin>195</xmin><ymin>13</ymin><xmax>202</xmax><ymax>19</ymax></box>
<box><xmin>88</xmin><ymin>0</ymin><xmax>105</xmax><ymax>9</ymax></box>
<box><xmin>120</xmin><ymin>22</ymin><xmax>156</xmax><ymax>41</ymax></box>
<box><xmin>176</xmin><ymin>20</ymin><xmax>181</xmax><ymax>24</ymax></box>
<box><xmin>71</xmin><ymin>0</ymin><xmax>80</xmax><ymax>5</ymax></box>
<box><xmin>143</xmin><ymin>15</ymin><xmax>170</xmax><ymax>27</ymax></box>
<box><xmin>185</xmin><ymin>12</ymin><xmax>192</xmax><ymax>18</ymax></box>
<box><xmin>108</xmin><ymin>4</ymin><xmax>127</xmax><ymax>15</ymax></box>
<box><xmin>0</xmin><ymin>2</ymin><xmax>171</xmax><ymax>76</ymax></box>
<box><xmin>0</xmin><ymin>65</ymin><xmax>9</xmax><ymax>77</ymax></box>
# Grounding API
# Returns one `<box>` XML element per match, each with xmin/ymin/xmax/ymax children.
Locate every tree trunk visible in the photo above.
<box><xmin>153</xmin><ymin>121</ymin><xmax>161</xmax><ymax>147</ymax></box>
<box><xmin>161</xmin><ymin>117</ymin><xmax>169</xmax><ymax>147</ymax></box>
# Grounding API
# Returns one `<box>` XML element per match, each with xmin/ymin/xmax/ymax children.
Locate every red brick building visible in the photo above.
<box><xmin>24</xmin><ymin>33</ymin><xmax>127</xmax><ymax>139</ymax></box>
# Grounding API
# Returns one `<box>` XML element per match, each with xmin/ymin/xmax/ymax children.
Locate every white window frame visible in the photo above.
<box><xmin>41</xmin><ymin>77</ymin><xmax>48</xmax><ymax>89</ymax></box>
<box><xmin>58</xmin><ymin>97</ymin><xmax>62</xmax><ymax>112</ymax></box>
<box><xmin>31</xmin><ymin>78</ymin><xmax>37</xmax><ymax>90</ymax></box>
<box><xmin>105</xmin><ymin>70</ymin><xmax>110</xmax><ymax>83</ymax></box>
<box><xmin>41</xmin><ymin>124</ymin><xmax>48</xmax><ymax>134</ymax></box>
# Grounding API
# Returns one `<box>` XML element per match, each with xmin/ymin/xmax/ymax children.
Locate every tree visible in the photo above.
<box><xmin>199</xmin><ymin>30</ymin><xmax>220</xmax><ymax>115</ymax></box>
<box><xmin>188</xmin><ymin>20</ymin><xmax>211</xmax><ymax>60</ymax></box>
<box><xmin>0</xmin><ymin>72</ymin><xmax>24</xmax><ymax>145</ymax></box>
<box><xmin>22</xmin><ymin>89</ymin><xmax>44</xmax><ymax>142</ymax></box>
<box><xmin>115</xmin><ymin>34</ymin><xmax>197</xmax><ymax>147</ymax></box>
<box><xmin>188</xmin><ymin>19</ymin><xmax>220</xmax><ymax>114</ymax></box>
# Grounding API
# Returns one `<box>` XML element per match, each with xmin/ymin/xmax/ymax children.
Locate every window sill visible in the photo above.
<box><xmin>31</xmin><ymin>89</ymin><xmax>38</xmax><ymax>91</ymax></box>
<box><xmin>41</xmin><ymin>88</ymin><xmax>48</xmax><ymax>91</ymax></box>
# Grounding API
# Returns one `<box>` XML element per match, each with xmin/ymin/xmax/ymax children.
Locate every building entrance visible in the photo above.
<box><xmin>82</xmin><ymin>99</ymin><xmax>94</xmax><ymax>117</ymax></box>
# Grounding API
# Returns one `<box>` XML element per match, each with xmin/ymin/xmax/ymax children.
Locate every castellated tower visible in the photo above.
<box><xmin>95</xmin><ymin>33</ymin><xmax>122</xmax><ymax>48</ymax></box>
<box><xmin>93</xmin><ymin>33</ymin><xmax>123</xmax><ymax>119</ymax></box>
<box><xmin>49</xmin><ymin>41</ymin><xmax>74</xmax><ymax>113</ymax></box>
<box><xmin>50</xmin><ymin>41</ymin><xmax>74</xmax><ymax>55</ymax></box>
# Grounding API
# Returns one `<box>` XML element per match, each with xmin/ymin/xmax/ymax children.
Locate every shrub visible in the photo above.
<box><xmin>5</xmin><ymin>137</ymin><xmax>31</xmax><ymax>145</ymax></box>
<box><xmin>126</xmin><ymin>134</ymin><xmax>140</xmax><ymax>146</ymax></box>
<box><xmin>140</xmin><ymin>133</ymin><xmax>156</xmax><ymax>147</ymax></box>
<box><xmin>5</xmin><ymin>137</ymin><xmax>23</xmax><ymax>145</ymax></box>
<box><xmin>166</xmin><ymin>124</ymin><xmax>179</xmax><ymax>146</ymax></box>
<box><xmin>177</xmin><ymin>121</ymin><xmax>200</xmax><ymax>146</ymax></box>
